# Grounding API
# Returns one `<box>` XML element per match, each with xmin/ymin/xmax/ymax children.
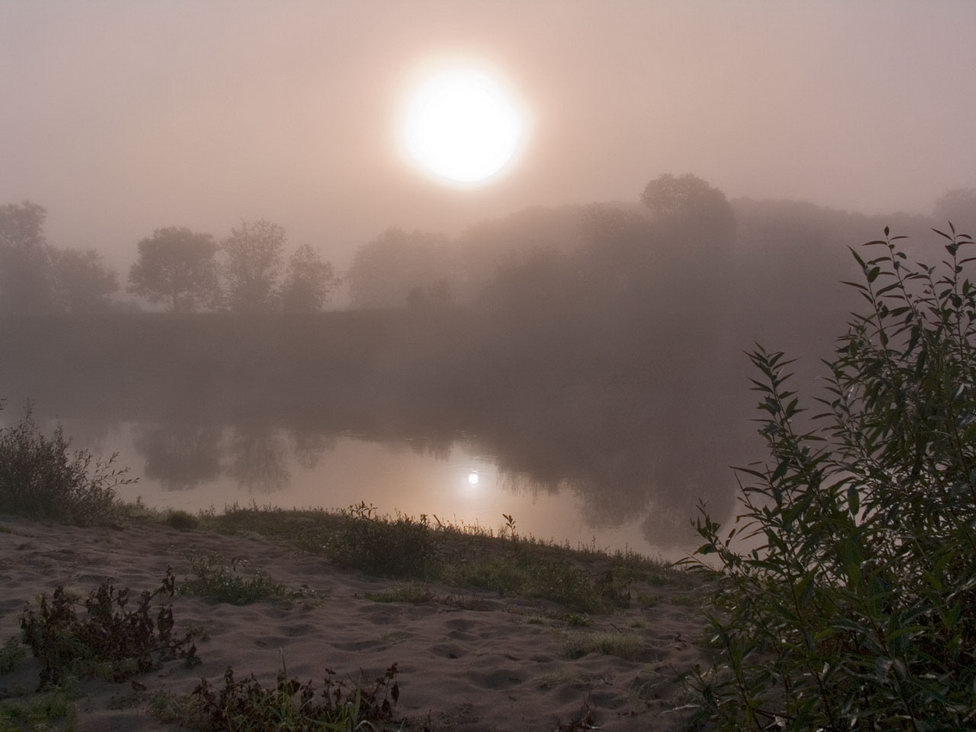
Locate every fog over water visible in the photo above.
<box><xmin>2</xmin><ymin>1</ymin><xmax>975</xmax><ymax>556</ymax></box>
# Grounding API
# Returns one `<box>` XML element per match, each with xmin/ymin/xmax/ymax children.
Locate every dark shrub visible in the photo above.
<box><xmin>20</xmin><ymin>570</ymin><xmax>199</xmax><ymax>686</ymax></box>
<box><xmin>326</xmin><ymin>509</ymin><xmax>438</xmax><ymax>578</ymax></box>
<box><xmin>164</xmin><ymin>510</ymin><xmax>199</xmax><ymax>531</ymax></box>
<box><xmin>189</xmin><ymin>663</ymin><xmax>401</xmax><ymax>731</ymax></box>
<box><xmin>0</xmin><ymin>408</ymin><xmax>130</xmax><ymax>524</ymax></box>
<box><xmin>687</xmin><ymin>227</ymin><xmax>976</xmax><ymax>729</ymax></box>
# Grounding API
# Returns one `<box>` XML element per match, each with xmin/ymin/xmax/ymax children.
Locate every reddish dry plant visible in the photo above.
<box><xmin>20</xmin><ymin>569</ymin><xmax>200</xmax><ymax>686</ymax></box>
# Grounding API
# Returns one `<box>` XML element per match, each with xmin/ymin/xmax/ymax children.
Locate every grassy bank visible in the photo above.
<box><xmin>143</xmin><ymin>502</ymin><xmax>699</xmax><ymax>616</ymax></box>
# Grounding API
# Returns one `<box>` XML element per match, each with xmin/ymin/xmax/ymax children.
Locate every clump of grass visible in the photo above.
<box><xmin>686</xmin><ymin>229</ymin><xmax>976</xmax><ymax>728</ymax></box>
<box><xmin>534</xmin><ymin>668</ymin><xmax>591</xmax><ymax>689</ymax></box>
<box><xmin>563</xmin><ymin>630</ymin><xmax>648</xmax><ymax>661</ymax></box>
<box><xmin>164</xmin><ymin>510</ymin><xmax>199</xmax><ymax>531</ymax></box>
<box><xmin>366</xmin><ymin>582</ymin><xmax>434</xmax><ymax>604</ymax></box>
<box><xmin>184</xmin><ymin>623</ymin><xmax>211</xmax><ymax>642</ymax></box>
<box><xmin>179</xmin><ymin>552</ymin><xmax>317</xmax><ymax>605</ymax></box>
<box><xmin>149</xmin><ymin>690</ymin><xmax>208</xmax><ymax>729</ymax></box>
<box><xmin>0</xmin><ymin>678</ymin><xmax>79</xmax><ymax>731</ymax></box>
<box><xmin>635</xmin><ymin>592</ymin><xmax>661</xmax><ymax>609</ymax></box>
<box><xmin>323</xmin><ymin>505</ymin><xmax>439</xmax><ymax>578</ymax></box>
<box><xmin>20</xmin><ymin>570</ymin><xmax>200</xmax><ymax>686</ymax></box>
<box><xmin>0</xmin><ymin>407</ymin><xmax>131</xmax><ymax>525</ymax></box>
<box><xmin>161</xmin><ymin>663</ymin><xmax>404</xmax><ymax>731</ymax></box>
<box><xmin>566</xmin><ymin>612</ymin><xmax>591</xmax><ymax>627</ymax></box>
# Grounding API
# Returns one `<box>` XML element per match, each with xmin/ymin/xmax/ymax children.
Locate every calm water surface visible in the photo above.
<box><xmin>50</xmin><ymin>418</ymin><xmax>692</xmax><ymax>561</ymax></box>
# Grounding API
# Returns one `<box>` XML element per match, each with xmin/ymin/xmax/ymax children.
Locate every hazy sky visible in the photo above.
<box><xmin>2</xmin><ymin>1</ymin><xmax>975</xmax><ymax>273</ymax></box>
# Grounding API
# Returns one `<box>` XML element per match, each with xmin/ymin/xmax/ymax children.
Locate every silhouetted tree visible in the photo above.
<box><xmin>933</xmin><ymin>188</ymin><xmax>976</xmax><ymax>230</ymax></box>
<box><xmin>347</xmin><ymin>228</ymin><xmax>452</xmax><ymax>309</ymax></box>
<box><xmin>128</xmin><ymin>227</ymin><xmax>219</xmax><ymax>312</ymax></box>
<box><xmin>455</xmin><ymin>205</ymin><xmax>586</xmax><ymax>302</ymax></box>
<box><xmin>640</xmin><ymin>173</ymin><xmax>736</xmax><ymax>246</ymax></box>
<box><xmin>278</xmin><ymin>244</ymin><xmax>337</xmax><ymax>312</ymax></box>
<box><xmin>0</xmin><ymin>201</ymin><xmax>58</xmax><ymax>315</ymax></box>
<box><xmin>481</xmin><ymin>247</ymin><xmax>576</xmax><ymax>318</ymax></box>
<box><xmin>406</xmin><ymin>279</ymin><xmax>453</xmax><ymax>310</ymax></box>
<box><xmin>50</xmin><ymin>247</ymin><xmax>119</xmax><ymax>313</ymax></box>
<box><xmin>578</xmin><ymin>205</ymin><xmax>657</xmax><ymax>297</ymax></box>
<box><xmin>221</xmin><ymin>219</ymin><xmax>285</xmax><ymax>313</ymax></box>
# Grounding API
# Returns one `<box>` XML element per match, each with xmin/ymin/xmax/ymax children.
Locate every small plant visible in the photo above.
<box><xmin>555</xmin><ymin>696</ymin><xmax>598</xmax><ymax>731</ymax></box>
<box><xmin>563</xmin><ymin>630</ymin><xmax>648</xmax><ymax>660</ymax></box>
<box><xmin>527</xmin><ymin>559</ymin><xmax>604</xmax><ymax>612</ymax></box>
<box><xmin>534</xmin><ymin>668</ymin><xmax>590</xmax><ymax>690</ymax></box>
<box><xmin>636</xmin><ymin>592</ymin><xmax>661</xmax><ymax>609</ymax></box>
<box><xmin>188</xmin><ymin>663</ymin><xmax>403</xmax><ymax>731</ymax></box>
<box><xmin>179</xmin><ymin>552</ymin><xmax>315</xmax><ymax>605</ymax></box>
<box><xmin>149</xmin><ymin>690</ymin><xmax>208</xmax><ymax>729</ymax></box>
<box><xmin>164</xmin><ymin>510</ymin><xmax>199</xmax><ymax>531</ymax></box>
<box><xmin>20</xmin><ymin>570</ymin><xmax>200</xmax><ymax>686</ymax></box>
<box><xmin>0</xmin><ymin>407</ymin><xmax>132</xmax><ymax>525</ymax></box>
<box><xmin>346</xmin><ymin>500</ymin><xmax>377</xmax><ymax>520</ymax></box>
<box><xmin>595</xmin><ymin>568</ymin><xmax>631</xmax><ymax>608</ymax></box>
<box><xmin>501</xmin><ymin>513</ymin><xmax>517</xmax><ymax>541</ymax></box>
<box><xmin>185</xmin><ymin>623</ymin><xmax>211</xmax><ymax>642</ymax></box>
<box><xmin>0</xmin><ymin>636</ymin><xmax>27</xmax><ymax>675</ymax></box>
<box><xmin>566</xmin><ymin>612</ymin><xmax>591</xmax><ymax>627</ymax></box>
<box><xmin>0</xmin><ymin>678</ymin><xmax>79</xmax><ymax>731</ymax></box>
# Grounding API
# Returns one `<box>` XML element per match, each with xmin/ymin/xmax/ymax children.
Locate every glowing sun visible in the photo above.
<box><xmin>400</xmin><ymin>64</ymin><xmax>526</xmax><ymax>185</ymax></box>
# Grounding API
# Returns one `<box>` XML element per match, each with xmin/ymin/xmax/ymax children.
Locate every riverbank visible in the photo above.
<box><xmin>0</xmin><ymin>511</ymin><xmax>711</xmax><ymax>730</ymax></box>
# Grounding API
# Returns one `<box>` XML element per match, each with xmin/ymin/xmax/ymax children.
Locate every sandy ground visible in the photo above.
<box><xmin>0</xmin><ymin>517</ymin><xmax>709</xmax><ymax>731</ymax></box>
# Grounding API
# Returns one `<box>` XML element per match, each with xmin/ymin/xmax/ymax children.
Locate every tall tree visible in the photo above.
<box><xmin>347</xmin><ymin>228</ymin><xmax>452</xmax><ymax>309</ymax></box>
<box><xmin>278</xmin><ymin>244</ymin><xmax>337</xmax><ymax>313</ymax></box>
<box><xmin>128</xmin><ymin>227</ymin><xmax>219</xmax><ymax>312</ymax></box>
<box><xmin>640</xmin><ymin>173</ymin><xmax>736</xmax><ymax>246</ymax></box>
<box><xmin>221</xmin><ymin>219</ymin><xmax>286</xmax><ymax>313</ymax></box>
<box><xmin>0</xmin><ymin>201</ymin><xmax>58</xmax><ymax>315</ymax></box>
<box><xmin>50</xmin><ymin>247</ymin><xmax>119</xmax><ymax>313</ymax></box>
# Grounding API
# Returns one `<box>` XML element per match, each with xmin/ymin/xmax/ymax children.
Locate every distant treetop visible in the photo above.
<box><xmin>128</xmin><ymin>226</ymin><xmax>220</xmax><ymax>313</ymax></box>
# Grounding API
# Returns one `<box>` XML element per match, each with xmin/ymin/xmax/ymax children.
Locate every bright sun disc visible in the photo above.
<box><xmin>401</xmin><ymin>66</ymin><xmax>524</xmax><ymax>185</ymax></box>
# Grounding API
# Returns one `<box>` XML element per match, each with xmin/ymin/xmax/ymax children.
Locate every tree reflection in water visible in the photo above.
<box><xmin>133</xmin><ymin>422</ymin><xmax>222</xmax><ymax>492</ymax></box>
<box><xmin>226</xmin><ymin>424</ymin><xmax>290</xmax><ymax>495</ymax></box>
<box><xmin>288</xmin><ymin>428</ymin><xmax>335</xmax><ymax>471</ymax></box>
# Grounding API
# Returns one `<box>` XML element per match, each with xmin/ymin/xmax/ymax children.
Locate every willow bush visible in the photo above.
<box><xmin>687</xmin><ymin>227</ymin><xmax>976</xmax><ymax>729</ymax></box>
<box><xmin>0</xmin><ymin>408</ymin><xmax>129</xmax><ymax>524</ymax></box>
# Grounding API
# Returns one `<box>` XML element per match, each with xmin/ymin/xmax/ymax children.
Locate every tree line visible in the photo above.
<box><xmin>345</xmin><ymin>176</ymin><xmax>976</xmax><ymax>314</ymax></box>
<box><xmin>3</xmin><ymin>178</ymin><xmax>972</xmax><ymax>317</ymax></box>
<box><xmin>0</xmin><ymin>204</ymin><xmax>338</xmax><ymax>315</ymax></box>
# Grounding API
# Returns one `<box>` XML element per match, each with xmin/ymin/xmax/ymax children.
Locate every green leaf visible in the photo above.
<box><xmin>847</xmin><ymin>485</ymin><xmax>860</xmax><ymax>516</ymax></box>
